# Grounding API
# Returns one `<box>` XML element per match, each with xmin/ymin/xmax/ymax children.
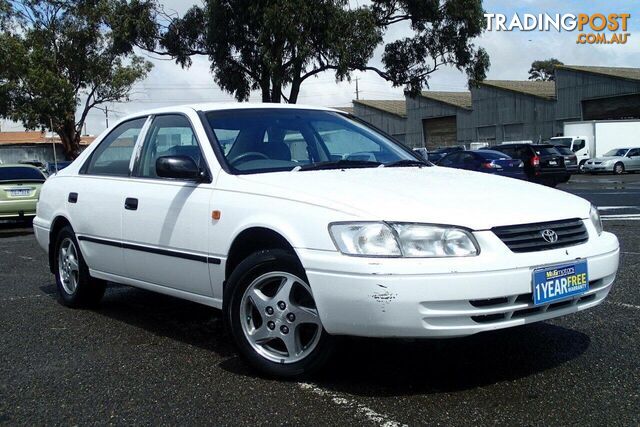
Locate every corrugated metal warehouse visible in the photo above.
<box><xmin>351</xmin><ymin>65</ymin><xmax>640</xmax><ymax>150</ymax></box>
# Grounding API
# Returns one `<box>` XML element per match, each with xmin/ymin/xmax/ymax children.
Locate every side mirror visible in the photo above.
<box><xmin>156</xmin><ymin>155</ymin><xmax>203</xmax><ymax>180</ymax></box>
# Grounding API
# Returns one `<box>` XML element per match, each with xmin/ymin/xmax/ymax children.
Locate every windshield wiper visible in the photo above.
<box><xmin>297</xmin><ymin>159</ymin><xmax>381</xmax><ymax>171</ymax></box>
<box><xmin>383</xmin><ymin>159</ymin><xmax>428</xmax><ymax>168</ymax></box>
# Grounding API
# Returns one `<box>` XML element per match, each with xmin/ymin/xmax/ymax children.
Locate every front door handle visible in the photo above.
<box><xmin>124</xmin><ymin>197</ymin><xmax>138</xmax><ymax>211</ymax></box>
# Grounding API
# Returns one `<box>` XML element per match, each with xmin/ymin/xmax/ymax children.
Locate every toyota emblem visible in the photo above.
<box><xmin>541</xmin><ymin>229</ymin><xmax>558</xmax><ymax>243</ymax></box>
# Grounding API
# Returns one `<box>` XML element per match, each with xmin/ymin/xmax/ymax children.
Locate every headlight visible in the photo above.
<box><xmin>590</xmin><ymin>205</ymin><xmax>603</xmax><ymax>235</ymax></box>
<box><xmin>328</xmin><ymin>222</ymin><xmax>479</xmax><ymax>257</ymax></box>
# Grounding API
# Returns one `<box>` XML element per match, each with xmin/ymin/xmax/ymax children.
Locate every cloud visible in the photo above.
<box><xmin>5</xmin><ymin>0</ymin><xmax>640</xmax><ymax>136</ymax></box>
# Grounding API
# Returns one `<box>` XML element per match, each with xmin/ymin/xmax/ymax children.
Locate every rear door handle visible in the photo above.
<box><xmin>124</xmin><ymin>197</ymin><xmax>138</xmax><ymax>211</ymax></box>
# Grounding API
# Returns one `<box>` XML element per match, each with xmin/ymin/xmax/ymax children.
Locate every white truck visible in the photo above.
<box><xmin>551</xmin><ymin>120</ymin><xmax>640</xmax><ymax>170</ymax></box>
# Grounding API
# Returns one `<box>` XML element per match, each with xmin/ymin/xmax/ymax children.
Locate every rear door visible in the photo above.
<box><xmin>73</xmin><ymin>117</ymin><xmax>149</xmax><ymax>276</ymax></box>
<box><xmin>121</xmin><ymin>114</ymin><xmax>214</xmax><ymax>296</ymax></box>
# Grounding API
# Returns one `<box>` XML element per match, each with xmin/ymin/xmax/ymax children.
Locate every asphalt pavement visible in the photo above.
<box><xmin>1</xmin><ymin>174</ymin><xmax>639</xmax><ymax>426</ymax></box>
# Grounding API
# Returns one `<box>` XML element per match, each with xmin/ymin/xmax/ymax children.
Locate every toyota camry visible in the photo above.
<box><xmin>33</xmin><ymin>104</ymin><xmax>619</xmax><ymax>377</ymax></box>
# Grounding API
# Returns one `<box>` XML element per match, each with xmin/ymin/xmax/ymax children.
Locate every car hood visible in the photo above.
<box><xmin>225</xmin><ymin>166</ymin><xmax>591</xmax><ymax>230</ymax></box>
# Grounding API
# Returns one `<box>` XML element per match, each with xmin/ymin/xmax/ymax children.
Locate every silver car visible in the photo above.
<box><xmin>583</xmin><ymin>147</ymin><xmax>640</xmax><ymax>174</ymax></box>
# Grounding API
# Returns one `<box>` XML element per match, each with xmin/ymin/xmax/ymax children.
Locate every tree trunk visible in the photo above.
<box><xmin>288</xmin><ymin>78</ymin><xmax>301</xmax><ymax>104</ymax></box>
<box><xmin>57</xmin><ymin>119</ymin><xmax>81</xmax><ymax>160</ymax></box>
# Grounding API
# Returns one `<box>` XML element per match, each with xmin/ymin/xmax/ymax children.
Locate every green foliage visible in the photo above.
<box><xmin>0</xmin><ymin>0</ymin><xmax>152</xmax><ymax>157</ymax></box>
<box><xmin>528</xmin><ymin>58</ymin><xmax>564</xmax><ymax>81</ymax></box>
<box><xmin>126</xmin><ymin>0</ymin><xmax>488</xmax><ymax>103</ymax></box>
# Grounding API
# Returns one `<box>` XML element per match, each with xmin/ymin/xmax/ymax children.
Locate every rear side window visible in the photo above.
<box><xmin>0</xmin><ymin>166</ymin><xmax>46</xmax><ymax>182</ymax></box>
<box><xmin>84</xmin><ymin>118</ymin><xmax>147</xmax><ymax>176</ymax></box>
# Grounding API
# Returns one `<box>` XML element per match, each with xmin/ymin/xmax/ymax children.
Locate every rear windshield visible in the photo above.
<box><xmin>0</xmin><ymin>166</ymin><xmax>46</xmax><ymax>182</ymax></box>
<box><xmin>534</xmin><ymin>146</ymin><xmax>560</xmax><ymax>156</ymax></box>
<box><xmin>555</xmin><ymin>146</ymin><xmax>573</xmax><ymax>155</ymax></box>
<box><xmin>550</xmin><ymin>138</ymin><xmax>573</xmax><ymax>148</ymax></box>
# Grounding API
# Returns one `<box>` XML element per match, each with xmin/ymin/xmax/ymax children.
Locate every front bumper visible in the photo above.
<box><xmin>300</xmin><ymin>226</ymin><xmax>619</xmax><ymax>338</ymax></box>
<box><xmin>583</xmin><ymin>162</ymin><xmax>612</xmax><ymax>172</ymax></box>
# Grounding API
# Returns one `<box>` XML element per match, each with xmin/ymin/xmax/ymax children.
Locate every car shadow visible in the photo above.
<box><xmin>39</xmin><ymin>282</ymin><xmax>591</xmax><ymax>393</ymax></box>
<box><xmin>309</xmin><ymin>323</ymin><xmax>590</xmax><ymax>397</ymax></box>
<box><xmin>0</xmin><ymin>218</ymin><xmax>33</xmax><ymax>237</ymax></box>
<box><xmin>39</xmin><ymin>282</ymin><xmax>237</xmax><ymax>359</ymax></box>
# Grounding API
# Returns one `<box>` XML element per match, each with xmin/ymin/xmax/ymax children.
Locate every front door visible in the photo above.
<box><xmin>121</xmin><ymin>114</ymin><xmax>213</xmax><ymax>296</ymax></box>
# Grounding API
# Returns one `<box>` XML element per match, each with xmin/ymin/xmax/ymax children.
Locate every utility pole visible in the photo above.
<box><xmin>105</xmin><ymin>105</ymin><xmax>109</xmax><ymax>128</ymax></box>
<box><xmin>355</xmin><ymin>77</ymin><xmax>360</xmax><ymax>100</ymax></box>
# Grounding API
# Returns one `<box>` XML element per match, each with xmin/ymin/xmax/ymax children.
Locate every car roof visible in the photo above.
<box><xmin>116</xmin><ymin>103</ymin><xmax>341</xmax><ymax>122</ymax></box>
<box><xmin>0</xmin><ymin>163</ymin><xmax>44</xmax><ymax>171</ymax></box>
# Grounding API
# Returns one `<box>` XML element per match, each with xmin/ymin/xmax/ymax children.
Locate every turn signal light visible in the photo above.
<box><xmin>212</xmin><ymin>210</ymin><xmax>221</xmax><ymax>220</ymax></box>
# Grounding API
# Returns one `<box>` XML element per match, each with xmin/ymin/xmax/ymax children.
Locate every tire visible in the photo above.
<box><xmin>578</xmin><ymin>160</ymin><xmax>587</xmax><ymax>173</ymax></box>
<box><xmin>224</xmin><ymin>249</ymin><xmax>334</xmax><ymax>378</ymax></box>
<box><xmin>614</xmin><ymin>162</ymin><xmax>625</xmax><ymax>175</ymax></box>
<box><xmin>53</xmin><ymin>225</ymin><xmax>106</xmax><ymax>308</ymax></box>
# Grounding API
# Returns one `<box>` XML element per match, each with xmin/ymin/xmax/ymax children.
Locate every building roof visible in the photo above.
<box><xmin>0</xmin><ymin>131</ymin><xmax>95</xmax><ymax>146</ymax></box>
<box><xmin>557</xmin><ymin>65</ymin><xmax>640</xmax><ymax>82</ymax></box>
<box><xmin>419</xmin><ymin>91</ymin><xmax>472</xmax><ymax>110</ymax></box>
<box><xmin>479</xmin><ymin>80</ymin><xmax>556</xmax><ymax>100</ymax></box>
<box><xmin>353</xmin><ymin>99</ymin><xmax>407</xmax><ymax>118</ymax></box>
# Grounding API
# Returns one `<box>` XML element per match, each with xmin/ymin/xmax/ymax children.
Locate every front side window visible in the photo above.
<box><xmin>137</xmin><ymin>115</ymin><xmax>203</xmax><ymax>179</ymax></box>
<box><xmin>572</xmin><ymin>140</ymin><xmax>585</xmax><ymax>152</ymax></box>
<box><xmin>205</xmin><ymin>109</ymin><xmax>419</xmax><ymax>173</ymax></box>
<box><xmin>84</xmin><ymin>118</ymin><xmax>147</xmax><ymax>176</ymax></box>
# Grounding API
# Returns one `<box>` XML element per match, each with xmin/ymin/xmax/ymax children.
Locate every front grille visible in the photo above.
<box><xmin>492</xmin><ymin>218</ymin><xmax>588</xmax><ymax>253</ymax></box>
<box><xmin>469</xmin><ymin>279</ymin><xmax>606</xmax><ymax>324</ymax></box>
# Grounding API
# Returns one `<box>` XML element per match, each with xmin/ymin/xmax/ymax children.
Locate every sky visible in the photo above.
<box><xmin>2</xmin><ymin>0</ymin><xmax>639</xmax><ymax>135</ymax></box>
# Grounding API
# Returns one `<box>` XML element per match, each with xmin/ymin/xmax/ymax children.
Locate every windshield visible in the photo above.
<box><xmin>205</xmin><ymin>109</ymin><xmax>419</xmax><ymax>173</ymax></box>
<box><xmin>603</xmin><ymin>149</ymin><xmax>628</xmax><ymax>157</ymax></box>
<box><xmin>0</xmin><ymin>166</ymin><xmax>46</xmax><ymax>182</ymax></box>
<box><xmin>551</xmin><ymin>137</ymin><xmax>573</xmax><ymax>148</ymax></box>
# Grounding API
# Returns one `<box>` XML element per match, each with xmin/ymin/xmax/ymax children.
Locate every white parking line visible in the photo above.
<box><xmin>298</xmin><ymin>382</ymin><xmax>406</xmax><ymax>427</ymax></box>
<box><xmin>606</xmin><ymin>301</ymin><xmax>640</xmax><ymax>310</ymax></box>
<box><xmin>598</xmin><ymin>206</ymin><xmax>640</xmax><ymax>210</ymax></box>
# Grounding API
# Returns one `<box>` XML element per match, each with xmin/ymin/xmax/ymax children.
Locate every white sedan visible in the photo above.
<box><xmin>34</xmin><ymin>104</ymin><xmax>619</xmax><ymax>377</ymax></box>
<box><xmin>583</xmin><ymin>147</ymin><xmax>640</xmax><ymax>174</ymax></box>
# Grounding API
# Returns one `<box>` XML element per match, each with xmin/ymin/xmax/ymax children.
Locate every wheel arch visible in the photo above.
<box><xmin>48</xmin><ymin>215</ymin><xmax>73</xmax><ymax>273</ymax></box>
<box><xmin>224</xmin><ymin>226</ymin><xmax>302</xmax><ymax>282</ymax></box>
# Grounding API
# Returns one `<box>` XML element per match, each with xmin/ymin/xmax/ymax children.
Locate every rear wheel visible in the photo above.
<box><xmin>54</xmin><ymin>226</ymin><xmax>106</xmax><ymax>308</ymax></box>
<box><xmin>224</xmin><ymin>249</ymin><xmax>334</xmax><ymax>378</ymax></box>
<box><xmin>614</xmin><ymin>162</ymin><xmax>625</xmax><ymax>175</ymax></box>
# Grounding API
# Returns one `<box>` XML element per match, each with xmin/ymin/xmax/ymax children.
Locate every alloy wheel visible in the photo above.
<box><xmin>58</xmin><ymin>237</ymin><xmax>80</xmax><ymax>295</ymax></box>
<box><xmin>240</xmin><ymin>271</ymin><xmax>322</xmax><ymax>364</ymax></box>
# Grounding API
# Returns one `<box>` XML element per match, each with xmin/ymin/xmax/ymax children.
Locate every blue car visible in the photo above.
<box><xmin>436</xmin><ymin>150</ymin><xmax>526</xmax><ymax>179</ymax></box>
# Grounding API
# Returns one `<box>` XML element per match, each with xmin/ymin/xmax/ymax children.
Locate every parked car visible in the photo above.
<box><xmin>34</xmin><ymin>104</ymin><xmax>619</xmax><ymax>378</ymax></box>
<box><xmin>553</xmin><ymin>146</ymin><xmax>579</xmax><ymax>179</ymax></box>
<box><xmin>46</xmin><ymin>161</ymin><xmax>73</xmax><ymax>176</ymax></box>
<box><xmin>0</xmin><ymin>164</ymin><xmax>46</xmax><ymax>219</ymax></box>
<box><xmin>427</xmin><ymin>146</ymin><xmax>465</xmax><ymax>163</ymax></box>
<box><xmin>412</xmin><ymin>147</ymin><xmax>429</xmax><ymax>161</ymax></box>
<box><xmin>436</xmin><ymin>150</ymin><xmax>525</xmax><ymax>180</ymax></box>
<box><xmin>582</xmin><ymin>148</ymin><xmax>640</xmax><ymax>174</ymax></box>
<box><xmin>19</xmin><ymin>159</ymin><xmax>48</xmax><ymax>176</ymax></box>
<box><xmin>490</xmin><ymin>143</ymin><xmax>569</xmax><ymax>187</ymax></box>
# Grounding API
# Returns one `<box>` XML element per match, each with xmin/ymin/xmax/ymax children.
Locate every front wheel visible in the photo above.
<box><xmin>614</xmin><ymin>162</ymin><xmax>625</xmax><ymax>175</ymax></box>
<box><xmin>224</xmin><ymin>249</ymin><xmax>334</xmax><ymax>378</ymax></box>
<box><xmin>54</xmin><ymin>226</ymin><xmax>106</xmax><ymax>308</ymax></box>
